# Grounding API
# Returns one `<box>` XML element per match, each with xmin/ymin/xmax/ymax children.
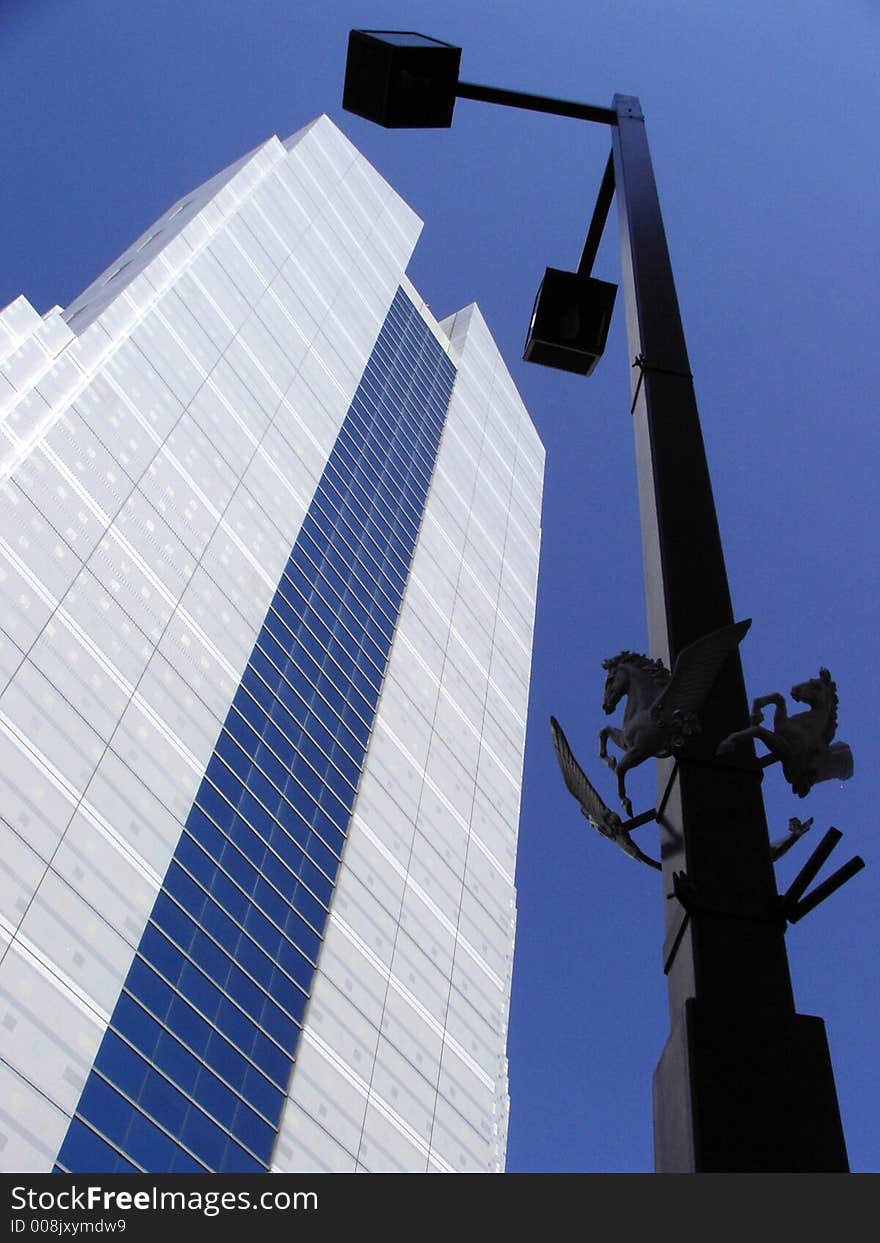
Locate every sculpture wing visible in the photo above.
<box><xmin>550</xmin><ymin>716</ymin><xmax>661</xmax><ymax>870</ymax></box>
<box><xmin>769</xmin><ymin>816</ymin><xmax>814</xmax><ymax>863</ymax></box>
<box><xmin>653</xmin><ymin>619</ymin><xmax>751</xmax><ymax>729</ymax></box>
<box><xmin>613</xmin><ymin>832</ymin><xmax>663</xmax><ymax>871</ymax></box>
<box><xmin>550</xmin><ymin>715</ymin><xmax>621</xmax><ymax>836</ymax></box>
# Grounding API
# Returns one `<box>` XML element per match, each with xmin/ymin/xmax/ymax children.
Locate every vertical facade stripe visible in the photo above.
<box><xmin>55</xmin><ymin>288</ymin><xmax>457</xmax><ymax>1173</ymax></box>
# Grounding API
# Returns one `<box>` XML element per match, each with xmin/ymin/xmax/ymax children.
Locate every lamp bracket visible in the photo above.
<box><xmin>630</xmin><ymin>353</ymin><xmax>694</xmax><ymax>413</ymax></box>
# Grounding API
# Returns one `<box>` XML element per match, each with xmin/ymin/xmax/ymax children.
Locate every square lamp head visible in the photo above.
<box><xmin>343</xmin><ymin>30</ymin><xmax>462</xmax><ymax>128</ymax></box>
<box><xmin>523</xmin><ymin>268</ymin><xmax>617</xmax><ymax>376</ymax></box>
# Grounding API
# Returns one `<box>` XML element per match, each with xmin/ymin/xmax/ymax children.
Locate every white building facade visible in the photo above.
<box><xmin>0</xmin><ymin>116</ymin><xmax>544</xmax><ymax>1174</ymax></box>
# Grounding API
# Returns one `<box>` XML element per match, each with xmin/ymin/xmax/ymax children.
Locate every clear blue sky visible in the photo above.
<box><xmin>3</xmin><ymin>0</ymin><xmax>877</xmax><ymax>1173</ymax></box>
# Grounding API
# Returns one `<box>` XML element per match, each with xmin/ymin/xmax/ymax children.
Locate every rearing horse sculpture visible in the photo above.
<box><xmin>598</xmin><ymin>619</ymin><xmax>751</xmax><ymax>817</ymax></box>
<box><xmin>716</xmin><ymin>667</ymin><xmax>853</xmax><ymax>797</ymax></box>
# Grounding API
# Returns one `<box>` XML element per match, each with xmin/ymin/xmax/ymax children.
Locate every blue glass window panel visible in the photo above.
<box><xmin>138</xmin><ymin>923</ymin><xmax>186</xmax><ymax>987</ymax></box>
<box><xmin>103</xmin><ymin>1013</ymin><xmax>272</xmax><ymax>1164</ymax></box>
<box><xmin>241</xmin><ymin>1060</ymin><xmax>278</xmax><ymax>1111</ymax></box>
<box><xmin>229</xmin><ymin>934</ymin><xmax>276</xmax><ymax>994</ymax></box>
<box><xmin>194</xmin><ymin>1067</ymin><xmax>273</xmax><ymax>1151</ymax></box>
<box><xmin>121</xmin><ymin>1115</ymin><xmax>188</xmax><ymax>1174</ymax></box>
<box><xmin>56</xmin><ymin>1120</ymin><xmax>139</xmax><ymax>1174</ymax></box>
<box><xmin>250</xmin><ymin>874</ymin><xmax>290</xmax><ymax>932</ymax></box>
<box><xmin>125</xmin><ymin>958</ymin><xmax>173</xmax><ymax>1023</ymax></box>
<box><xmin>185</xmin><ymin>808</ymin><xmax>229</xmax><ymax>867</ymax></box>
<box><xmin>247</xmin><ymin>648</ymin><xmax>281</xmax><ymax>698</ymax></box>
<box><xmin>166</xmin><ymin>993</ymin><xmax>212</xmax><ymax>1057</ymax></box>
<box><xmin>203</xmin><ymin>1032</ymin><xmax>281</xmax><ymax>1119</ymax></box>
<box><xmin>243</xmin><ymin>766</ymin><xmax>283</xmax><ymax>819</ymax></box>
<box><xmin>196</xmin><ymin>782</ymin><xmax>236</xmax><ymax>831</ymax></box>
<box><xmin>234</xmin><ymin>788</ymin><xmax>276</xmax><ymax>840</ymax></box>
<box><xmin>168</xmin><ymin>1145</ymin><xmax>207</xmax><ymax>1173</ymax></box>
<box><xmin>205</xmin><ymin>753</ymin><xmax>243</xmax><ymax>805</ymax></box>
<box><xmin>275</xmin><ymin>935</ymin><xmax>318</xmax><ymax>987</ymax></box>
<box><xmin>138</xmin><ymin>1067</ymin><xmax>190</xmax><ymax>1136</ymax></box>
<box><xmin>126</xmin><ymin>961</ymin><xmax>274</xmax><ymax>1123</ymax></box>
<box><xmin>76</xmin><ymin>1075</ymin><xmax>136</xmax><ymax>1149</ymax></box>
<box><xmin>258</xmin><ymin>989</ymin><xmax>304</xmax><ymax>1042</ymax></box>
<box><xmin>94</xmin><ymin>1029</ymin><xmax>151</xmax><ymax>1099</ymax></box>
<box><xmin>212</xmin><ymin>994</ymin><xmax>290</xmax><ymax>1085</ymax></box>
<box><xmin>296</xmin><ymin>854</ymin><xmax>334</xmax><ymax>906</ymax></box>
<box><xmin>295</xmin><ymin>797</ymin><xmax>346</xmax><ymax>852</ymax></box>
<box><xmin>299</xmin><ymin>830</ymin><xmax>338</xmax><ymax>881</ymax></box>
<box><xmin>259</xmin><ymin>710</ymin><xmax>305</xmax><ymax>768</ymax></box>
<box><xmin>290</xmin><ymin>883</ymin><xmax>327</xmax><ymax>931</ymax></box>
<box><xmin>281</xmin><ymin>668</ymin><xmax>324</xmax><ymax>724</ymax></box>
<box><xmin>290</xmin><ymin>760</ymin><xmax>323</xmax><ymax>805</ymax></box>
<box><xmin>317</xmin><ymin>776</ymin><xmax>353</xmax><ymax>820</ymax></box>
<box><xmin>233</xmin><ymin>683</ymin><xmax>268</xmax><ymax>732</ymax></box>
<box><xmin>175</xmin><ymin>959</ymin><xmax>222</xmax><ymax>1025</ymax></box>
<box><xmin>339</xmin><ymin>709</ymin><xmax>370</xmax><ymax>749</ymax></box>
<box><xmin>119</xmin><ymin>1006</ymin><xmax>199</xmax><ymax>1095</ymax></box>
<box><xmin>215</xmin><ymin>1135</ymin><xmax>266</xmax><ymax>1174</ymax></box>
<box><xmin>225</xmin><ymin>710</ymin><xmax>263</xmax><ymax>758</ymax></box>
<box><xmin>163</xmin><ymin>865</ymin><xmax>208</xmax><ymax>927</ymax></box>
<box><xmin>348</xmin><ymin>672</ymin><xmax>378</xmax><ymax>714</ymax></box>
<box><xmin>253</xmin><ymin>744</ymin><xmax>294</xmax><ymax>797</ymax></box>
<box><xmin>263</xmin><ymin>964</ymin><xmax>309</xmax><ymax>1018</ymax></box>
<box><xmin>203</xmin><ymin>946</ymin><xmax>265</xmax><ymax>1019</ymax></box>
<box><xmin>280</xmin><ymin>903</ymin><xmax>321</xmax><ymax>962</ymax></box>
<box><xmin>215</xmin><ymin>732</ymin><xmax>252</xmax><ymax>785</ymax></box>
<box><xmin>227</xmin><ymin>814</ymin><xmax>298</xmax><ymax>886</ymax></box>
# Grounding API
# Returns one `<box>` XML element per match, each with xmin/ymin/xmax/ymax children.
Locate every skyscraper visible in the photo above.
<box><xmin>0</xmin><ymin>116</ymin><xmax>544</xmax><ymax>1174</ymax></box>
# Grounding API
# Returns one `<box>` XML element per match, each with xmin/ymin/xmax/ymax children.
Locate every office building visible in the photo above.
<box><xmin>0</xmin><ymin>115</ymin><xmax>544</xmax><ymax>1173</ymax></box>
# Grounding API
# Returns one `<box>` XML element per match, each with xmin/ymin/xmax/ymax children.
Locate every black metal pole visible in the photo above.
<box><xmin>610</xmin><ymin>94</ymin><xmax>849</xmax><ymax>1171</ymax></box>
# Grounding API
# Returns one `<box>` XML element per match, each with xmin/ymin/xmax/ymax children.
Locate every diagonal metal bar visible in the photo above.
<box><xmin>787</xmin><ymin>857</ymin><xmax>866</xmax><ymax>923</ymax></box>
<box><xmin>577</xmin><ymin>150</ymin><xmax>615</xmax><ymax>277</ymax></box>
<box><xmin>622</xmin><ymin>807</ymin><xmax>658</xmax><ymax>832</ymax></box>
<box><xmin>783</xmin><ymin>827</ymin><xmax>843</xmax><ymax>910</ymax></box>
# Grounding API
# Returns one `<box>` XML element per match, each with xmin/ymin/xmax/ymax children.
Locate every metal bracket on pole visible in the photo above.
<box><xmin>577</xmin><ymin>151</ymin><xmax>615</xmax><ymax>278</ymax></box>
<box><xmin>667</xmin><ymin>829</ymin><xmax>865</xmax><ymax>929</ymax></box>
<box><xmin>454</xmin><ymin>80</ymin><xmax>617</xmax><ymax>126</ymax></box>
<box><xmin>621</xmin><ymin>806</ymin><xmax>658</xmax><ymax>832</ymax></box>
<box><xmin>630</xmin><ymin>353</ymin><xmax>694</xmax><ymax>414</ymax></box>
<box><xmin>667</xmin><ymin>870</ymin><xmax>787</xmax><ymax>929</ymax></box>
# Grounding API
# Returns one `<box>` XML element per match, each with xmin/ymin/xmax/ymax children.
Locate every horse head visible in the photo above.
<box><xmin>601</xmin><ymin>655</ymin><xmax>630</xmax><ymax>714</ymax></box>
<box><xmin>601</xmin><ymin>651</ymin><xmax>669</xmax><ymax>716</ymax></box>
<box><xmin>791</xmin><ymin>667</ymin><xmax>836</xmax><ymax>709</ymax></box>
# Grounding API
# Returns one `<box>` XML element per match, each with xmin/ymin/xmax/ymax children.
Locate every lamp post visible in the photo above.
<box><xmin>342</xmin><ymin>30</ymin><xmax>851</xmax><ymax>1172</ymax></box>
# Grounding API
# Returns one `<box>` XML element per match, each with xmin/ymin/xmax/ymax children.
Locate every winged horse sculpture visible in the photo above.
<box><xmin>716</xmin><ymin>667</ymin><xmax>853</xmax><ymax>797</ymax></box>
<box><xmin>598</xmin><ymin>618</ymin><xmax>752</xmax><ymax>816</ymax></box>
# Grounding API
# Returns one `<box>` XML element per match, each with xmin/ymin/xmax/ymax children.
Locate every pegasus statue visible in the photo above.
<box><xmin>716</xmin><ymin>667</ymin><xmax>853</xmax><ymax>797</ymax></box>
<box><xmin>598</xmin><ymin>619</ymin><xmax>752</xmax><ymax>816</ymax></box>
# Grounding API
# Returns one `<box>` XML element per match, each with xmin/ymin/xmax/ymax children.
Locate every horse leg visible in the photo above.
<box><xmin>716</xmin><ymin>724</ymin><xmax>780</xmax><ymax>757</ymax></box>
<box><xmin>615</xmin><ymin>752</ymin><xmax>637</xmax><ymax>819</ymax></box>
<box><xmin>750</xmin><ymin>692</ymin><xmax>786</xmax><ymax>727</ymax></box>
<box><xmin>716</xmin><ymin>724</ymin><xmax>752</xmax><ymax>753</ymax></box>
<box><xmin>599</xmin><ymin>726</ymin><xmax>627</xmax><ymax>773</ymax></box>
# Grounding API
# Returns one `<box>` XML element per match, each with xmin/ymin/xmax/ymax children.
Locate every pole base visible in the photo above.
<box><xmin>653</xmin><ymin>998</ymin><xmax>849</xmax><ymax>1172</ymax></box>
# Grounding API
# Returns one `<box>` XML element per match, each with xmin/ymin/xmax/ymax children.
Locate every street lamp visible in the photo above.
<box><xmin>342</xmin><ymin>30</ymin><xmax>853</xmax><ymax>1172</ymax></box>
